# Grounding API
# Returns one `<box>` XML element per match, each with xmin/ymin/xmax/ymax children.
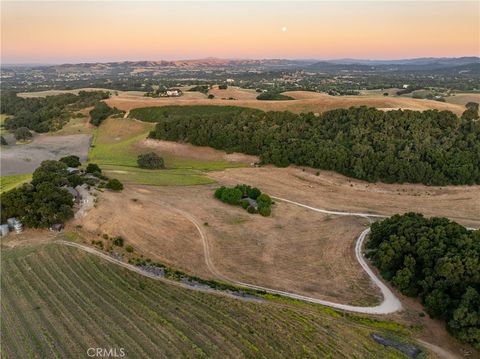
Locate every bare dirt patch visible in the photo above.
<box><xmin>1</xmin><ymin>134</ymin><xmax>92</xmax><ymax>175</ymax></box>
<box><xmin>139</xmin><ymin>139</ymin><xmax>258</xmax><ymax>164</ymax></box>
<box><xmin>208</xmin><ymin>166</ymin><xmax>480</xmax><ymax>228</ymax></box>
<box><xmin>72</xmin><ymin>187</ymin><xmax>211</xmax><ymax>277</ymax></box>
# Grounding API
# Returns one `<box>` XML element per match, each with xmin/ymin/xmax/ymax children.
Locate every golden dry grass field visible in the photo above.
<box><xmin>72</xmin><ymin>185</ymin><xmax>381</xmax><ymax>306</ymax></box>
<box><xmin>105</xmin><ymin>89</ymin><xmax>467</xmax><ymax>115</ymax></box>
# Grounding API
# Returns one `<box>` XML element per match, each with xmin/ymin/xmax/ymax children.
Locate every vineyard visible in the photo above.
<box><xmin>1</xmin><ymin>242</ymin><xmax>413</xmax><ymax>358</ymax></box>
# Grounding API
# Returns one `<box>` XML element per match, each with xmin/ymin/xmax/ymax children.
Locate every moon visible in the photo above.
<box><xmin>282</xmin><ymin>26</ymin><xmax>287</xmax><ymax>32</ymax></box>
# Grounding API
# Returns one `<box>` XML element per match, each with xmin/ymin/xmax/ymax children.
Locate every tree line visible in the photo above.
<box><xmin>366</xmin><ymin>213</ymin><xmax>479</xmax><ymax>348</ymax></box>
<box><xmin>147</xmin><ymin>105</ymin><xmax>480</xmax><ymax>185</ymax></box>
<box><xmin>1</xmin><ymin>91</ymin><xmax>111</xmax><ymax>132</ymax></box>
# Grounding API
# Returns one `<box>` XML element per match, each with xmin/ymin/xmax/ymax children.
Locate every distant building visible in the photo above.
<box><xmin>162</xmin><ymin>89</ymin><xmax>183</xmax><ymax>97</ymax></box>
<box><xmin>226</xmin><ymin>79</ymin><xmax>235</xmax><ymax>83</ymax></box>
<box><xmin>67</xmin><ymin>167</ymin><xmax>80</xmax><ymax>174</ymax></box>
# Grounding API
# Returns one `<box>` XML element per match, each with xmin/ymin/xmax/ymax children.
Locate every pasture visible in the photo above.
<box><xmin>88</xmin><ymin>118</ymin><xmax>250</xmax><ymax>186</ymax></box>
<box><xmin>0</xmin><ymin>241</ymin><xmax>415</xmax><ymax>358</ymax></box>
<box><xmin>209</xmin><ymin>166</ymin><xmax>480</xmax><ymax>228</ymax></box>
<box><xmin>74</xmin><ymin>185</ymin><xmax>382</xmax><ymax>306</ymax></box>
<box><xmin>106</xmin><ymin>89</ymin><xmax>467</xmax><ymax>115</ymax></box>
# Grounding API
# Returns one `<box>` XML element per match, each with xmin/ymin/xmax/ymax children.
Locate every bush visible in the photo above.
<box><xmin>214</xmin><ymin>186</ymin><xmax>226</xmax><ymax>199</ymax></box>
<box><xmin>0</xmin><ymin>136</ymin><xmax>7</xmax><ymax>145</ymax></box>
<box><xmin>137</xmin><ymin>152</ymin><xmax>165</xmax><ymax>169</ymax></box>
<box><xmin>112</xmin><ymin>236</ymin><xmax>124</xmax><ymax>247</ymax></box>
<box><xmin>60</xmin><ymin>155</ymin><xmax>81</xmax><ymax>168</ymax></box>
<box><xmin>105</xmin><ymin>179</ymin><xmax>123</xmax><ymax>191</ymax></box>
<box><xmin>258</xmin><ymin>205</ymin><xmax>271</xmax><ymax>217</ymax></box>
<box><xmin>14</xmin><ymin>127</ymin><xmax>33</xmax><ymax>141</ymax></box>
<box><xmin>247</xmin><ymin>206</ymin><xmax>257</xmax><ymax>214</ymax></box>
<box><xmin>208</xmin><ymin>94</ymin><xmax>215</xmax><ymax>99</ymax></box>
<box><xmin>241</xmin><ymin>200</ymin><xmax>250</xmax><ymax>209</ymax></box>
<box><xmin>218</xmin><ymin>84</ymin><xmax>228</xmax><ymax>90</ymax></box>
<box><xmin>220</xmin><ymin>188</ymin><xmax>243</xmax><ymax>205</ymax></box>
<box><xmin>247</xmin><ymin>187</ymin><xmax>261</xmax><ymax>200</ymax></box>
<box><xmin>257</xmin><ymin>193</ymin><xmax>272</xmax><ymax>207</ymax></box>
<box><xmin>86</xmin><ymin>163</ymin><xmax>101</xmax><ymax>173</ymax></box>
<box><xmin>125</xmin><ymin>245</ymin><xmax>134</xmax><ymax>253</ymax></box>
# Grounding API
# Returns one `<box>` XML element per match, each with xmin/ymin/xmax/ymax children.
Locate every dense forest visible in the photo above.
<box><xmin>0</xmin><ymin>91</ymin><xmax>110</xmax><ymax>132</ymax></box>
<box><xmin>147</xmin><ymin>105</ymin><xmax>480</xmax><ymax>185</ymax></box>
<box><xmin>366</xmin><ymin>213</ymin><xmax>480</xmax><ymax>348</ymax></box>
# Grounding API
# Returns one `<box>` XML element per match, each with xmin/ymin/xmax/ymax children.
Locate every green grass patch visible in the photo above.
<box><xmin>129</xmin><ymin>105</ymin><xmax>260</xmax><ymax>123</ymax></box>
<box><xmin>0</xmin><ymin>173</ymin><xmax>32</xmax><ymax>193</ymax></box>
<box><xmin>88</xmin><ymin>117</ymin><xmax>246</xmax><ymax>186</ymax></box>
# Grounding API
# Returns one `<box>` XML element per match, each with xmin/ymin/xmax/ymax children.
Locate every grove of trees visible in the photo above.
<box><xmin>89</xmin><ymin>102</ymin><xmax>122</xmax><ymax>126</ymax></box>
<box><xmin>214</xmin><ymin>184</ymin><xmax>272</xmax><ymax>216</ymax></box>
<box><xmin>367</xmin><ymin>213</ymin><xmax>480</xmax><ymax>348</ymax></box>
<box><xmin>1</xmin><ymin>91</ymin><xmax>110</xmax><ymax>132</ymax></box>
<box><xmin>148</xmin><ymin>105</ymin><xmax>480</xmax><ymax>185</ymax></box>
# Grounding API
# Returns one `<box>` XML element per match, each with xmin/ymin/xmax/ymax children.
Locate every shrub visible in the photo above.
<box><xmin>137</xmin><ymin>152</ymin><xmax>165</xmax><ymax>169</ymax></box>
<box><xmin>208</xmin><ymin>94</ymin><xmax>215</xmax><ymax>99</ymax></box>
<box><xmin>220</xmin><ymin>188</ymin><xmax>243</xmax><ymax>205</ymax></box>
<box><xmin>60</xmin><ymin>155</ymin><xmax>81</xmax><ymax>167</ymax></box>
<box><xmin>218</xmin><ymin>84</ymin><xmax>228</xmax><ymax>90</ymax></box>
<box><xmin>257</xmin><ymin>193</ymin><xmax>272</xmax><ymax>207</ymax></box>
<box><xmin>106</xmin><ymin>179</ymin><xmax>123</xmax><ymax>191</ymax></box>
<box><xmin>214</xmin><ymin>186</ymin><xmax>226</xmax><ymax>199</ymax></box>
<box><xmin>14</xmin><ymin>127</ymin><xmax>33</xmax><ymax>141</ymax></box>
<box><xmin>247</xmin><ymin>187</ymin><xmax>261</xmax><ymax>200</ymax></box>
<box><xmin>258</xmin><ymin>205</ymin><xmax>271</xmax><ymax>217</ymax></box>
<box><xmin>0</xmin><ymin>136</ymin><xmax>7</xmax><ymax>145</ymax></box>
<box><xmin>125</xmin><ymin>245</ymin><xmax>134</xmax><ymax>253</ymax></box>
<box><xmin>112</xmin><ymin>236</ymin><xmax>124</xmax><ymax>247</ymax></box>
<box><xmin>86</xmin><ymin>163</ymin><xmax>101</xmax><ymax>173</ymax></box>
<box><xmin>247</xmin><ymin>206</ymin><xmax>257</xmax><ymax>214</ymax></box>
<box><xmin>241</xmin><ymin>200</ymin><xmax>250</xmax><ymax>209</ymax></box>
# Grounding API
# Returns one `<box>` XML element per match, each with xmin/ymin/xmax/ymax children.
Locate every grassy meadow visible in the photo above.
<box><xmin>1</xmin><ymin>242</ymin><xmax>417</xmax><ymax>358</ymax></box>
<box><xmin>88</xmin><ymin>117</ymin><xmax>246</xmax><ymax>186</ymax></box>
<box><xmin>0</xmin><ymin>173</ymin><xmax>32</xmax><ymax>193</ymax></box>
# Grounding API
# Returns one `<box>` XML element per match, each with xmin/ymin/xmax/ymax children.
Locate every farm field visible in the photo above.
<box><xmin>88</xmin><ymin>117</ymin><xmax>251</xmax><ymax>186</ymax></box>
<box><xmin>73</xmin><ymin>185</ymin><xmax>382</xmax><ymax>305</ymax></box>
<box><xmin>208</xmin><ymin>167</ymin><xmax>480</xmax><ymax>228</ymax></box>
<box><xmin>105</xmin><ymin>89</ymin><xmax>467</xmax><ymax>115</ymax></box>
<box><xmin>0</xmin><ymin>241</ymin><xmax>417</xmax><ymax>359</ymax></box>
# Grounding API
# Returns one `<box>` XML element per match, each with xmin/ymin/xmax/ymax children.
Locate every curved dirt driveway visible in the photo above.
<box><xmin>172</xmin><ymin>197</ymin><xmax>402</xmax><ymax>314</ymax></box>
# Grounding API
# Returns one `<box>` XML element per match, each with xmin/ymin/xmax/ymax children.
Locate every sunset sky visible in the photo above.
<box><xmin>1</xmin><ymin>1</ymin><xmax>479</xmax><ymax>64</ymax></box>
